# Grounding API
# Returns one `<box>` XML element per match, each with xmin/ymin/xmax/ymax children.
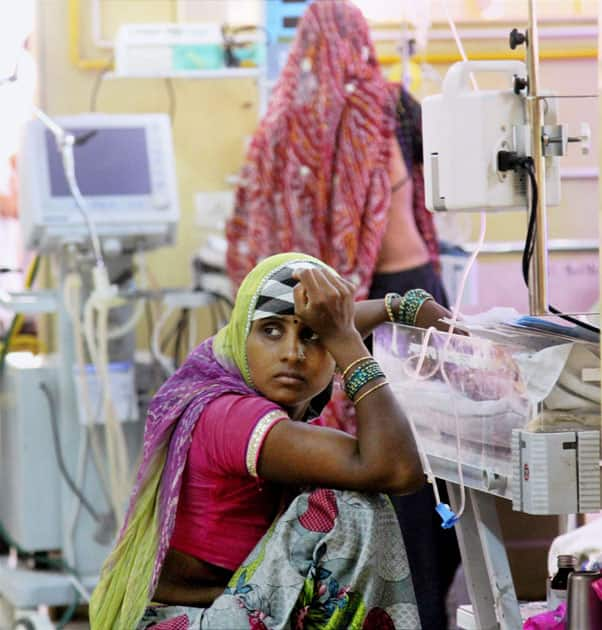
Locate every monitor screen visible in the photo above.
<box><xmin>46</xmin><ymin>127</ymin><xmax>152</xmax><ymax>197</ymax></box>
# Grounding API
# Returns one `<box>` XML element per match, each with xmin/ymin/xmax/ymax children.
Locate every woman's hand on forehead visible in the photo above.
<box><xmin>291</xmin><ymin>268</ymin><xmax>358</xmax><ymax>348</ymax></box>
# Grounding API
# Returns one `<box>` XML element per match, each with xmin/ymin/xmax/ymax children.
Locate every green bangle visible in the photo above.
<box><xmin>344</xmin><ymin>359</ymin><xmax>385</xmax><ymax>400</ymax></box>
<box><xmin>401</xmin><ymin>289</ymin><xmax>433</xmax><ymax>326</ymax></box>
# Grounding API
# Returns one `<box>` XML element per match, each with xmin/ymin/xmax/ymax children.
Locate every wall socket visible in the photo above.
<box><xmin>195</xmin><ymin>191</ymin><xmax>235</xmax><ymax>232</ymax></box>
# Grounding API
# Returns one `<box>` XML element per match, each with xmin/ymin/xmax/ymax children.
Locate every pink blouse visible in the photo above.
<box><xmin>169</xmin><ymin>394</ymin><xmax>288</xmax><ymax>570</ymax></box>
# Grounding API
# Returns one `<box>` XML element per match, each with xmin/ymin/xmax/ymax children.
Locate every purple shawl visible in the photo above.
<box><xmin>123</xmin><ymin>337</ymin><xmax>255</xmax><ymax>591</ymax></box>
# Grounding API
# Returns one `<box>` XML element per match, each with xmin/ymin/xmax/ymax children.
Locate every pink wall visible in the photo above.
<box><xmin>459</xmin><ymin>251</ymin><xmax>599</xmax><ymax>317</ymax></box>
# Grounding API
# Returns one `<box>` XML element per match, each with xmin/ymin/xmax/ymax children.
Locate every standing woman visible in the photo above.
<box><xmin>226</xmin><ymin>2</ymin><xmax>459</xmax><ymax>627</ymax></box>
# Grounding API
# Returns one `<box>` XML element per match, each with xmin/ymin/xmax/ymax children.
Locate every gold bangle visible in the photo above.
<box><xmin>384</xmin><ymin>292</ymin><xmax>399</xmax><ymax>323</ymax></box>
<box><xmin>353</xmin><ymin>379</ymin><xmax>389</xmax><ymax>405</ymax></box>
<box><xmin>342</xmin><ymin>355</ymin><xmax>372</xmax><ymax>379</ymax></box>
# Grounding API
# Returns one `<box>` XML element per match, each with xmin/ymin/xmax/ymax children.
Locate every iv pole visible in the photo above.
<box><xmin>525</xmin><ymin>0</ymin><xmax>549</xmax><ymax>315</ymax></box>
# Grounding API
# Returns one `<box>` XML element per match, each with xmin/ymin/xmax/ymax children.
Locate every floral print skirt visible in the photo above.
<box><xmin>137</xmin><ymin>489</ymin><xmax>420</xmax><ymax>629</ymax></box>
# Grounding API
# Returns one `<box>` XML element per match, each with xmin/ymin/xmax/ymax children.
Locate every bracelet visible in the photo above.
<box><xmin>353</xmin><ymin>379</ymin><xmax>389</xmax><ymax>406</ymax></box>
<box><xmin>341</xmin><ymin>355</ymin><xmax>372</xmax><ymax>379</ymax></box>
<box><xmin>384</xmin><ymin>292</ymin><xmax>401</xmax><ymax>323</ymax></box>
<box><xmin>401</xmin><ymin>289</ymin><xmax>434</xmax><ymax>326</ymax></box>
<box><xmin>344</xmin><ymin>359</ymin><xmax>385</xmax><ymax>399</ymax></box>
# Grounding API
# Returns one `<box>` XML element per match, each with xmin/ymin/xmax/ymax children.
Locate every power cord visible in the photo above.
<box><xmin>497</xmin><ymin>150</ymin><xmax>600</xmax><ymax>334</ymax></box>
<box><xmin>38</xmin><ymin>382</ymin><xmax>101</xmax><ymax>523</ymax></box>
<box><xmin>39</xmin><ymin>382</ymin><xmax>116</xmax><ymax>545</ymax></box>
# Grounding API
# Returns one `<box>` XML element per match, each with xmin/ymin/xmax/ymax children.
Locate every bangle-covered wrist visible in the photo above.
<box><xmin>401</xmin><ymin>289</ymin><xmax>433</xmax><ymax>326</ymax></box>
<box><xmin>384</xmin><ymin>290</ymin><xmax>434</xmax><ymax>326</ymax></box>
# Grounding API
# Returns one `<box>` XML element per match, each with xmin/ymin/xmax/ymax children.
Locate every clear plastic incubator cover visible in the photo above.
<box><xmin>373</xmin><ymin>322</ymin><xmax>600</xmax><ymax>478</ymax></box>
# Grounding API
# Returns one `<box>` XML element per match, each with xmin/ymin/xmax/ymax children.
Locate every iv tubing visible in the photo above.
<box><xmin>398</xmin><ymin>1</ymin><xmax>488</xmax><ymax>521</ymax></box>
<box><xmin>33</xmin><ymin>107</ymin><xmax>105</xmax><ymax>270</ymax></box>
<box><xmin>83</xmin><ymin>293</ymin><xmax>130</xmax><ymax>523</ymax></box>
<box><xmin>63</xmin><ymin>272</ymin><xmax>115</xmax><ymax>560</ymax></box>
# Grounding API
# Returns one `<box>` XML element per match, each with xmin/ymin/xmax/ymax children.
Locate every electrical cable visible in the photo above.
<box><xmin>55</xmin><ymin>591</ymin><xmax>80</xmax><ymax>630</ymax></box>
<box><xmin>520</xmin><ymin>159</ymin><xmax>600</xmax><ymax>334</ymax></box>
<box><xmin>38</xmin><ymin>382</ymin><xmax>102</xmax><ymax>523</ymax></box>
<box><xmin>521</xmin><ymin>159</ymin><xmax>538</xmax><ymax>286</ymax></box>
<box><xmin>89</xmin><ymin>60</ymin><xmax>113</xmax><ymax>112</ymax></box>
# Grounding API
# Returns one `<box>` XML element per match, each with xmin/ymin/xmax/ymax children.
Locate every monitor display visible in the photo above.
<box><xmin>20</xmin><ymin>112</ymin><xmax>179</xmax><ymax>253</ymax></box>
<box><xmin>45</xmin><ymin>127</ymin><xmax>152</xmax><ymax>197</ymax></box>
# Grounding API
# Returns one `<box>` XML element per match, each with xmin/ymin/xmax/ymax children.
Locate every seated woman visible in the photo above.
<box><xmin>90</xmin><ymin>252</ymin><xmax>454</xmax><ymax>630</ymax></box>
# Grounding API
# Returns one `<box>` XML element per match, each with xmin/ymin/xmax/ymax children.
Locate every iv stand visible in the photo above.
<box><xmin>525</xmin><ymin>0</ymin><xmax>549</xmax><ymax>316</ymax></box>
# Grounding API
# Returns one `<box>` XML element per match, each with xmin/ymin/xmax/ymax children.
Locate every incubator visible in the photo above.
<box><xmin>374</xmin><ymin>322</ymin><xmax>600</xmax><ymax>512</ymax></box>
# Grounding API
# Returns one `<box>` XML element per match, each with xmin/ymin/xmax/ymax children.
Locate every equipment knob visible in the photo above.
<box><xmin>509</xmin><ymin>28</ymin><xmax>527</xmax><ymax>50</ymax></box>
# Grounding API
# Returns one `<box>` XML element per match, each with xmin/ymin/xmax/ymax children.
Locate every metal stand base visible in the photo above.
<box><xmin>447</xmin><ymin>483</ymin><xmax>521</xmax><ymax>630</ymax></box>
<box><xmin>0</xmin><ymin>557</ymin><xmax>96</xmax><ymax>610</ymax></box>
<box><xmin>457</xmin><ymin>602</ymin><xmax>550</xmax><ymax>629</ymax></box>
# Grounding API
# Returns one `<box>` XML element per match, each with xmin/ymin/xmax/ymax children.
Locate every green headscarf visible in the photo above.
<box><xmin>214</xmin><ymin>252</ymin><xmax>330</xmax><ymax>384</ymax></box>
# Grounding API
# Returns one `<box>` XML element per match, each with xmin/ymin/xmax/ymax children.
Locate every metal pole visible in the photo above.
<box><xmin>526</xmin><ymin>0</ymin><xmax>549</xmax><ymax>315</ymax></box>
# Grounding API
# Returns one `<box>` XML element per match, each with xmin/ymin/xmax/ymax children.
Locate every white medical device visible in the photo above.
<box><xmin>114</xmin><ymin>23</ymin><xmax>224</xmax><ymax>76</ymax></box>
<box><xmin>422</xmin><ymin>60</ymin><xmax>561</xmax><ymax>212</ymax></box>
<box><xmin>19</xmin><ymin>112</ymin><xmax>179</xmax><ymax>253</ymax></box>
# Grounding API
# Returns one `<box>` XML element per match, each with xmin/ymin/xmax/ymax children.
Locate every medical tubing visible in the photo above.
<box><xmin>63</xmin><ymin>273</ymin><xmax>112</xmax><ymax>501</ymax></box>
<box><xmin>443</xmin><ymin>0</ymin><xmax>478</xmax><ymax>89</ymax></box>
<box><xmin>85</xmin><ymin>300</ymin><xmax>122</xmax><ymax>521</ymax></box>
<box><xmin>151</xmin><ymin>303</ymin><xmax>176</xmax><ymax>376</ymax></box>
<box><xmin>63</xmin><ymin>274</ymin><xmax>95</xmax><ymax>567</ymax></box>
<box><xmin>399</xmin><ymin>2</ymin><xmax>487</xmax><ymax>520</ymax></box>
<box><xmin>97</xmin><ymin>302</ymin><xmax>127</xmax><ymax>520</ymax></box>
<box><xmin>106</xmin><ymin>299</ymin><xmax>145</xmax><ymax>339</ymax></box>
<box><xmin>63</xmin><ymin>274</ymin><xmax>114</xmax><ymax>562</ymax></box>
<box><xmin>404</xmin><ymin>211</ymin><xmax>487</xmax><ymax>516</ymax></box>
<box><xmin>83</xmin><ymin>294</ymin><xmax>129</xmax><ymax>523</ymax></box>
<box><xmin>96</xmin><ymin>300</ymin><xmax>130</xmax><ymax>520</ymax></box>
<box><xmin>38</xmin><ymin>382</ymin><xmax>101</xmax><ymax>522</ymax></box>
<box><xmin>60</xmin><ymin>135</ymin><xmax>105</xmax><ymax>269</ymax></box>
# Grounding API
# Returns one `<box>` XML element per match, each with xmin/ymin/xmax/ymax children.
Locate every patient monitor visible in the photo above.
<box><xmin>19</xmin><ymin>112</ymin><xmax>179</xmax><ymax>253</ymax></box>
